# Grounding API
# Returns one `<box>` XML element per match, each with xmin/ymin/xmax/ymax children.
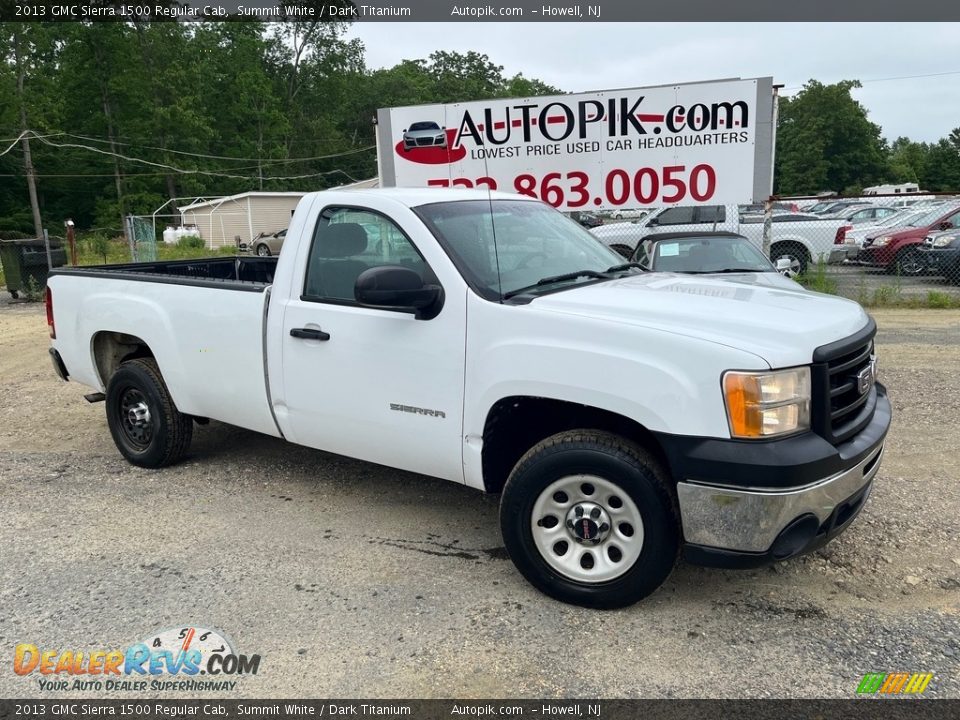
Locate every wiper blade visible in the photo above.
<box><xmin>502</xmin><ymin>269</ymin><xmax>611</xmax><ymax>299</ymax></box>
<box><xmin>605</xmin><ymin>262</ymin><xmax>646</xmax><ymax>273</ymax></box>
<box><xmin>704</xmin><ymin>268</ymin><xmax>767</xmax><ymax>273</ymax></box>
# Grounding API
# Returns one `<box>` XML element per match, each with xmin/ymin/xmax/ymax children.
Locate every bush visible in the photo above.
<box><xmin>177</xmin><ymin>235</ymin><xmax>205</xmax><ymax>249</ymax></box>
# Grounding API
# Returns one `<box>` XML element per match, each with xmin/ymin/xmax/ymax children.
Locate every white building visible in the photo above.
<box><xmin>179</xmin><ymin>192</ymin><xmax>306</xmax><ymax>249</ymax></box>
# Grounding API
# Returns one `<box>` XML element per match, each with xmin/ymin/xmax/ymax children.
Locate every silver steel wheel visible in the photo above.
<box><xmin>119</xmin><ymin>387</ymin><xmax>153</xmax><ymax>449</ymax></box>
<box><xmin>531</xmin><ymin>474</ymin><xmax>644</xmax><ymax>583</ymax></box>
<box><xmin>775</xmin><ymin>253</ymin><xmax>802</xmax><ymax>278</ymax></box>
<box><xmin>256</xmin><ymin>244</ymin><xmax>270</xmax><ymax>257</ymax></box>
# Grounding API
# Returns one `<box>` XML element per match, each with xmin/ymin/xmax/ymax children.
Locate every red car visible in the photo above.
<box><xmin>858</xmin><ymin>203</ymin><xmax>960</xmax><ymax>275</ymax></box>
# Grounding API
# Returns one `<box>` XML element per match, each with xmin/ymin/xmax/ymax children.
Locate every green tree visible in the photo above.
<box><xmin>775</xmin><ymin>80</ymin><xmax>887</xmax><ymax>195</ymax></box>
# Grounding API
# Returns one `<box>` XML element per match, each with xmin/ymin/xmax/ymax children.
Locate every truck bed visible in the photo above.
<box><xmin>50</xmin><ymin>256</ymin><xmax>278</xmax><ymax>291</ymax></box>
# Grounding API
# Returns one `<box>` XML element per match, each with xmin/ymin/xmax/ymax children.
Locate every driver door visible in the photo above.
<box><xmin>277</xmin><ymin>206</ymin><xmax>466</xmax><ymax>484</ymax></box>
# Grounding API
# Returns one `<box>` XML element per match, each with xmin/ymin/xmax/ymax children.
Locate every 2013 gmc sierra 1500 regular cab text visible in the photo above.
<box><xmin>46</xmin><ymin>189</ymin><xmax>891</xmax><ymax>608</ymax></box>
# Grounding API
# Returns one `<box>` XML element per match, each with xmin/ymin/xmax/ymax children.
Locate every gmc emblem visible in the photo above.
<box><xmin>857</xmin><ymin>360</ymin><xmax>877</xmax><ymax>395</ymax></box>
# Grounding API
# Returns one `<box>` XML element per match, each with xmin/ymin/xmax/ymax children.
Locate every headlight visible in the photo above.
<box><xmin>933</xmin><ymin>234</ymin><xmax>958</xmax><ymax>248</ymax></box>
<box><xmin>723</xmin><ymin>367</ymin><xmax>811</xmax><ymax>439</ymax></box>
<box><xmin>872</xmin><ymin>236</ymin><xmax>892</xmax><ymax>247</ymax></box>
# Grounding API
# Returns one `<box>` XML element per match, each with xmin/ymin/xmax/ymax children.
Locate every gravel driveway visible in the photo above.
<box><xmin>1</xmin><ymin>302</ymin><xmax>957</xmax><ymax>699</ymax></box>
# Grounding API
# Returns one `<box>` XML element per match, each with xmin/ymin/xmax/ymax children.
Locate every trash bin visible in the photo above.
<box><xmin>0</xmin><ymin>238</ymin><xmax>67</xmax><ymax>299</ymax></box>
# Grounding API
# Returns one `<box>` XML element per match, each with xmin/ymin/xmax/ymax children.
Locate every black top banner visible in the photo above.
<box><xmin>1</xmin><ymin>0</ymin><xmax>958</xmax><ymax>21</ymax></box>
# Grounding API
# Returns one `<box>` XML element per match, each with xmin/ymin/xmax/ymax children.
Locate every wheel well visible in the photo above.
<box><xmin>92</xmin><ymin>332</ymin><xmax>154</xmax><ymax>388</ymax></box>
<box><xmin>770</xmin><ymin>240</ymin><xmax>810</xmax><ymax>260</ymax></box>
<box><xmin>481</xmin><ymin>396</ymin><xmax>668</xmax><ymax>494</ymax></box>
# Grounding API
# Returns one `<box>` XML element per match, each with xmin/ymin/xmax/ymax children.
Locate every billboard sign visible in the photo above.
<box><xmin>376</xmin><ymin>77</ymin><xmax>774</xmax><ymax>210</ymax></box>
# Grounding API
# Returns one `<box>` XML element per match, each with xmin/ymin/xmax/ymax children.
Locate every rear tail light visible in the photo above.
<box><xmin>45</xmin><ymin>286</ymin><xmax>55</xmax><ymax>339</ymax></box>
<box><xmin>835</xmin><ymin>225</ymin><xmax>852</xmax><ymax>244</ymax></box>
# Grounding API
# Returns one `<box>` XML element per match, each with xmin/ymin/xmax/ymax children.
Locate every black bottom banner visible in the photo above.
<box><xmin>0</xmin><ymin>700</ymin><xmax>956</xmax><ymax>720</ymax></box>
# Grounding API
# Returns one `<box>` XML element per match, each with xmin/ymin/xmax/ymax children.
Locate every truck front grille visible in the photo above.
<box><xmin>811</xmin><ymin>321</ymin><xmax>877</xmax><ymax>445</ymax></box>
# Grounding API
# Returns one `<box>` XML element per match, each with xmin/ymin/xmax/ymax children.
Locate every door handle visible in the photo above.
<box><xmin>290</xmin><ymin>327</ymin><xmax>330</xmax><ymax>341</ymax></box>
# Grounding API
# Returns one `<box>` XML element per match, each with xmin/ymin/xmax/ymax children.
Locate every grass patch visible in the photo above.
<box><xmin>796</xmin><ymin>260</ymin><xmax>838</xmax><ymax>295</ymax></box>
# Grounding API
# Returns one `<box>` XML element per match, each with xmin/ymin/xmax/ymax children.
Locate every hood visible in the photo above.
<box><xmin>529</xmin><ymin>272</ymin><xmax>870</xmax><ymax>369</ymax></box>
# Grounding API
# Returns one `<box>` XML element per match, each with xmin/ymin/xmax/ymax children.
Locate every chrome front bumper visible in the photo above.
<box><xmin>677</xmin><ymin>442</ymin><xmax>884</xmax><ymax>554</ymax></box>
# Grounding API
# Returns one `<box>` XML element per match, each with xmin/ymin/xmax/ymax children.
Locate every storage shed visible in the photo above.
<box><xmin>179</xmin><ymin>192</ymin><xmax>306</xmax><ymax>249</ymax></box>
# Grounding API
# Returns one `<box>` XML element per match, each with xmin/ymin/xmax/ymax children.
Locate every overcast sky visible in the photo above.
<box><xmin>345</xmin><ymin>22</ymin><xmax>959</xmax><ymax>144</ymax></box>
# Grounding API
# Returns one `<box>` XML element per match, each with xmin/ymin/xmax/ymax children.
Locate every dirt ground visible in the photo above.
<box><xmin>0</xmin><ymin>302</ymin><xmax>958</xmax><ymax>699</ymax></box>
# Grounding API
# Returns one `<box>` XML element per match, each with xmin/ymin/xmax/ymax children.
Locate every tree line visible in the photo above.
<box><xmin>2</xmin><ymin>22</ymin><xmax>958</xmax><ymax>237</ymax></box>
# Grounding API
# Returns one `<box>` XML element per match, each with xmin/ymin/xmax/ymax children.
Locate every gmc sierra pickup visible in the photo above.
<box><xmin>47</xmin><ymin>189</ymin><xmax>890</xmax><ymax>608</ymax></box>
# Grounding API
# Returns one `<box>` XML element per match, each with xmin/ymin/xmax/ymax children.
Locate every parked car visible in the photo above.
<box><xmin>844</xmin><ymin>206</ymin><xmax>943</xmax><ymax>255</ymax></box>
<box><xmin>631</xmin><ymin>231</ymin><xmax>801</xmax><ymax>290</ymax></box>
<box><xmin>738</xmin><ymin>201</ymin><xmax>801</xmax><ymax>214</ymax></box>
<box><xmin>836</xmin><ymin>206</ymin><xmax>900</xmax><ymax>225</ymax></box>
<box><xmin>590</xmin><ymin>204</ymin><xmax>850</xmax><ymax>275</ymax></box>
<box><xmin>46</xmin><ymin>188</ymin><xmax>890</xmax><ymax>609</ymax></box>
<box><xmin>857</xmin><ymin>202</ymin><xmax>960</xmax><ymax>275</ymax></box>
<box><xmin>919</xmin><ymin>229</ymin><xmax>960</xmax><ymax>283</ymax></box>
<box><xmin>570</xmin><ymin>211</ymin><xmax>603</xmax><ymax>229</ymax></box>
<box><xmin>402</xmin><ymin>121</ymin><xmax>447</xmax><ymax>151</ymax></box>
<box><xmin>809</xmin><ymin>199</ymin><xmax>872</xmax><ymax>216</ymax></box>
<box><xmin>252</xmin><ymin>229</ymin><xmax>287</xmax><ymax>257</ymax></box>
<box><xmin>609</xmin><ymin>208</ymin><xmax>649</xmax><ymax>220</ymax></box>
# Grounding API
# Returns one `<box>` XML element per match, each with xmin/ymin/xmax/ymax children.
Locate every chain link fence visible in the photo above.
<box><xmin>581</xmin><ymin>192</ymin><xmax>960</xmax><ymax>307</ymax></box>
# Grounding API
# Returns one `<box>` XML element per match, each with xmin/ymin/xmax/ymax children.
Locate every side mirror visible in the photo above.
<box><xmin>402</xmin><ymin>128</ymin><xmax>407</xmax><ymax>133</ymax></box>
<box><xmin>355</xmin><ymin>265</ymin><xmax>443</xmax><ymax>319</ymax></box>
<box><xmin>775</xmin><ymin>258</ymin><xmax>792</xmax><ymax>274</ymax></box>
<box><xmin>646</xmin><ymin>217</ymin><xmax>659</xmax><ymax>226</ymax></box>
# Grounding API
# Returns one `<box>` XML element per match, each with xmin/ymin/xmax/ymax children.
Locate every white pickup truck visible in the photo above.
<box><xmin>590</xmin><ymin>204</ymin><xmax>851</xmax><ymax>274</ymax></box>
<box><xmin>47</xmin><ymin>189</ymin><xmax>890</xmax><ymax>608</ymax></box>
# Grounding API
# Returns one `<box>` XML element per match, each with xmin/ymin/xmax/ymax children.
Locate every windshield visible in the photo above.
<box><xmin>409</xmin><ymin>122</ymin><xmax>440</xmax><ymax>131</ymax></box>
<box><xmin>415</xmin><ymin>199</ymin><xmax>623</xmax><ymax>300</ymax></box>
<box><xmin>908</xmin><ymin>205</ymin><xmax>957</xmax><ymax>227</ymax></box>
<box><xmin>645</xmin><ymin>236</ymin><xmax>773</xmax><ymax>273</ymax></box>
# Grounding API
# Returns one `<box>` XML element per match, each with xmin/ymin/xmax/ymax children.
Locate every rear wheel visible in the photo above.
<box><xmin>500</xmin><ymin>430</ymin><xmax>679</xmax><ymax>609</ymax></box>
<box><xmin>106</xmin><ymin>358</ymin><xmax>192</xmax><ymax>468</ymax></box>
<box><xmin>770</xmin><ymin>242</ymin><xmax>809</xmax><ymax>277</ymax></box>
<box><xmin>255</xmin><ymin>243</ymin><xmax>271</xmax><ymax>257</ymax></box>
<box><xmin>892</xmin><ymin>246</ymin><xmax>924</xmax><ymax>276</ymax></box>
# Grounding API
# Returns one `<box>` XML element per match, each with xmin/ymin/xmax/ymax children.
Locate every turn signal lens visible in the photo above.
<box><xmin>723</xmin><ymin>367</ymin><xmax>810</xmax><ymax>439</ymax></box>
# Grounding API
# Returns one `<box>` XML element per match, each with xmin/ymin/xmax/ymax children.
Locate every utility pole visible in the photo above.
<box><xmin>13</xmin><ymin>29</ymin><xmax>43</xmax><ymax>239</ymax></box>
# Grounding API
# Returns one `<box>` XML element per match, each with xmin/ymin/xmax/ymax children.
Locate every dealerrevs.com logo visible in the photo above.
<box><xmin>13</xmin><ymin>627</ymin><xmax>261</xmax><ymax>692</ymax></box>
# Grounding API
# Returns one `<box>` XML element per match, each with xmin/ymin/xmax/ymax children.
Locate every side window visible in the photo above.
<box><xmin>636</xmin><ymin>240</ymin><xmax>652</xmax><ymax>267</ymax></box>
<box><xmin>304</xmin><ymin>208</ymin><xmax>430</xmax><ymax>302</ymax></box>
<box><xmin>656</xmin><ymin>207</ymin><xmax>697</xmax><ymax>225</ymax></box>
<box><xmin>697</xmin><ymin>205</ymin><xmax>726</xmax><ymax>223</ymax></box>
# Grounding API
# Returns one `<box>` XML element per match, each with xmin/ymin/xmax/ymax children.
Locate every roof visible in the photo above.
<box><xmin>643</xmin><ymin>231</ymin><xmax>747</xmax><ymax>242</ymax></box>
<box><xmin>303</xmin><ymin>187</ymin><xmax>536</xmax><ymax>207</ymax></box>
<box><xmin>180</xmin><ymin>191</ymin><xmax>307</xmax><ymax>212</ymax></box>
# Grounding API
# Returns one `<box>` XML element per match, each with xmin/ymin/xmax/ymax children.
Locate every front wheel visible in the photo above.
<box><xmin>106</xmin><ymin>358</ymin><xmax>193</xmax><ymax>468</ymax></box>
<box><xmin>770</xmin><ymin>242</ymin><xmax>809</xmax><ymax>277</ymax></box>
<box><xmin>255</xmin><ymin>243</ymin><xmax>271</xmax><ymax>257</ymax></box>
<box><xmin>500</xmin><ymin>430</ymin><xmax>679</xmax><ymax>609</ymax></box>
<box><xmin>892</xmin><ymin>247</ymin><xmax>924</xmax><ymax>276</ymax></box>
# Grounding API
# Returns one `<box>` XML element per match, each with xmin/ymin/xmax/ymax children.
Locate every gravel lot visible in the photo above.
<box><xmin>1</xmin><ymin>301</ymin><xmax>958</xmax><ymax>699</ymax></box>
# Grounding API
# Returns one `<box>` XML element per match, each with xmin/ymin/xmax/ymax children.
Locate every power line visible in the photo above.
<box><xmin>58</xmin><ymin>132</ymin><xmax>373</xmax><ymax>163</ymax></box>
<box><xmin>0</xmin><ymin>131</ymin><xmax>368</xmax><ymax>182</ymax></box>
<box><xmin>783</xmin><ymin>69</ymin><xmax>960</xmax><ymax>92</ymax></box>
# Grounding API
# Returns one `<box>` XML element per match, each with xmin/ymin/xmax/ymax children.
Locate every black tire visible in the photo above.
<box><xmin>10</xmin><ymin>290</ymin><xmax>19</xmax><ymax>299</ymax></box>
<box><xmin>500</xmin><ymin>430</ymin><xmax>679</xmax><ymax>609</ymax></box>
<box><xmin>105</xmin><ymin>358</ymin><xmax>193</xmax><ymax>468</ymax></box>
<box><xmin>255</xmin><ymin>243</ymin><xmax>271</xmax><ymax>257</ymax></box>
<box><xmin>770</xmin><ymin>242</ymin><xmax>809</xmax><ymax>276</ymax></box>
<box><xmin>610</xmin><ymin>244</ymin><xmax>633</xmax><ymax>259</ymax></box>
<box><xmin>892</xmin><ymin>246</ymin><xmax>924</xmax><ymax>276</ymax></box>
